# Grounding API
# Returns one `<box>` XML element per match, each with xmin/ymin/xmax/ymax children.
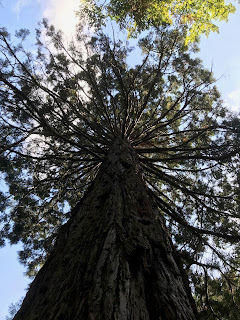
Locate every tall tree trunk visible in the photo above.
<box><xmin>14</xmin><ymin>138</ymin><xmax>197</xmax><ymax>320</ymax></box>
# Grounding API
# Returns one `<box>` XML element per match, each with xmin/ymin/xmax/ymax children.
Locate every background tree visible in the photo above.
<box><xmin>82</xmin><ymin>0</ymin><xmax>237</xmax><ymax>42</ymax></box>
<box><xmin>194</xmin><ymin>266</ymin><xmax>240</xmax><ymax>319</ymax></box>
<box><xmin>0</xmin><ymin>21</ymin><xmax>239</xmax><ymax>318</ymax></box>
<box><xmin>6</xmin><ymin>298</ymin><xmax>24</xmax><ymax>320</ymax></box>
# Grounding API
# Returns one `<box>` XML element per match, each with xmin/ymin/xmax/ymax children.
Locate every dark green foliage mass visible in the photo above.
<box><xmin>194</xmin><ymin>267</ymin><xmax>240</xmax><ymax>319</ymax></box>
<box><xmin>0</xmin><ymin>21</ymin><xmax>239</xmax><ymax>315</ymax></box>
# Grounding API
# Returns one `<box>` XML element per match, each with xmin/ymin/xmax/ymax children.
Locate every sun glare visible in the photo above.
<box><xmin>43</xmin><ymin>0</ymin><xmax>80</xmax><ymax>39</ymax></box>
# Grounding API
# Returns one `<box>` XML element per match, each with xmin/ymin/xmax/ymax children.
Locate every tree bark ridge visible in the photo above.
<box><xmin>14</xmin><ymin>138</ymin><xmax>197</xmax><ymax>320</ymax></box>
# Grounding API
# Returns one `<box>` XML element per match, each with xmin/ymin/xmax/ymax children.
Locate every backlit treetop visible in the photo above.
<box><xmin>82</xmin><ymin>0</ymin><xmax>237</xmax><ymax>42</ymax></box>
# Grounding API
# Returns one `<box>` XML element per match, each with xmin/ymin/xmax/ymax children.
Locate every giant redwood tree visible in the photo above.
<box><xmin>0</xmin><ymin>22</ymin><xmax>239</xmax><ymax>319</ymax></box>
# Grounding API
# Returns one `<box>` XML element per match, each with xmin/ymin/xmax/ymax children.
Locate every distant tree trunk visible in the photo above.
<box><xmin>14</xmin><ymin>138</ymin><xmax>197</xmax><ymax>320</ymax></box>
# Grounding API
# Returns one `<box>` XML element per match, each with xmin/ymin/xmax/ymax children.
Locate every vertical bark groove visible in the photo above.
<box><xmin>14</xmin><ymin>138</ymin><xmax>197</xmax><ymax>320</ymax></box>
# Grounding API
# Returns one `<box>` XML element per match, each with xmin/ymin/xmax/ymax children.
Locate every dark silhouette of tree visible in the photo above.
<box><xmin>6</xmin><ymin>298</ymin><xmax>23</xmax><ymax>320</ymax></box>
<box><xmin>0</xmin><ymin>22</ymin><xmax>239</xmax><ymax>319</ymax></box>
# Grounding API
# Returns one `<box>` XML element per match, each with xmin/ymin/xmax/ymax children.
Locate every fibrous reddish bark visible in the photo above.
<box><xmin>14</xmin><ymin>138</ymin><xmax>197</xmax><ymax>320</ymax></box>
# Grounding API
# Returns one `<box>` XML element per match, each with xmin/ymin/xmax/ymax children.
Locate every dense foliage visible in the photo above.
<box><xmin>0</xmin><ymin>21</ymin><xmax>239</xmax><ymax>316</ymax></box>
<box><xmin>82</xmin><ymin>0</ymin><xmax>237</xmax><ymax>42</ymax></box>
<box><xmin>195</xmin><ymin>267</ymin><xmax>240</xmax><ymax>319</ymax></box>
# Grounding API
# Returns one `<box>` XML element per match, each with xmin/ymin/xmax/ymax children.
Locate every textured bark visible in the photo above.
<box><xmin>14</xmin><ymin>138</ymin><xmax>197</xmax><ymax>320</ymax></box>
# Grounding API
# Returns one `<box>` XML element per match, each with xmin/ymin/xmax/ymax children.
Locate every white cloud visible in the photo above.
<box><xmin>12</xmin><ymin>0</ymin><xmax>82</xmax><ymax>39</ymax></box>
<box><xmin>42</xmin><ymin>0</ymin><xmax>81</xmax><ymax>40</ymax></box>
<box><xmin>13</xmin><ymin>0</ymin><xmax>31</xmax><ymax>18</ymax></box>
<box><xmin>224</xmin><ymin>89</ymin><xmax>240</xmax><ymax>113</ymax></box>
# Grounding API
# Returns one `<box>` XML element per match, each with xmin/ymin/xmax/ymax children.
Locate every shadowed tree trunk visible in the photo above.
<box><xmin>14</xmin><ymin>138</ymin><xmax>197</xmax><ymax>320</ymax></box>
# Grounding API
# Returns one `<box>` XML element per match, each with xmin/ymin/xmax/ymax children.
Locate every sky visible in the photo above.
<box><xmin>0</xmin><ymin>0</ymin><xmax>239</xmax><ymax>319</ymax></box>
